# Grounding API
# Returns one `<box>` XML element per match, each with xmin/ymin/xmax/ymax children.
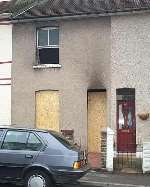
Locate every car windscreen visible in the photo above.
<box><xmin>50</xmin><ymin>131</ymin><xmax>77</xmax><ymax>150</ymax></box>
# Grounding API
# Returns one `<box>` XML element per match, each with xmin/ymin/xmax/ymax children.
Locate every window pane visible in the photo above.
<box><xmin>117</xmin><ymin>88</ymin><xmax>135</xmax><ymax>101</ymax></box>
<box><xmin>49</xmin><ymin>28</ymin><xmax>59</xmax><ymax>45</ymax></box>
<box><xmin>39</xmin><ymin>48</ymin><xmax>59</xmax><ymax>64</ymax></box>
<box><xmin>2</xmin><ymin>131</ymin><xmax>28</xmax><ymax>150</ymax></box>
<box><xmin>27</xmin><ymin>133</ymin><xmax>42</xmax><ymax>151</ymax></box>
<box><xmin>38</xmin><ymin>29</ymin><xmax>48</xmax><ymax>46</ymax></box>
<box><xmin>0</xmin><ymin>130</ymin><xmax>3</xmax><ymax>145</ymax></box>
<box><xmin>0</xmin><ymin>130</ymin><xmax>3</xmax><ymax>137</ymax></box>
<box><xmin>50</xmin><ymin>131</ymin><xmax>77</xmax><ymax>149</ymax></box>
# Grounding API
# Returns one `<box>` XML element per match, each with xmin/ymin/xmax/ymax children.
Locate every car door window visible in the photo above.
<box><xmin>1</xmin><ymin>130</ymin><xmax>29</xmax><ymax>150</ymax></box>
<box><xmin>0</xmin><ymin>130</ymin><xmax>4</xmax><ymax>144</ymax></box>
<box><xmin>0</xmin><ymin>130</ymin><xmax>3</xmax><ymax>136</ymax></box>
<box><xmin>26</xmin><ymin>133</ymin><xmax>42</xmax><ymax>151</ymax></box>
<box><xmin>0</xmin><ymin>130</ymin><xmax>4</xmax><ymax>138</ymax></box>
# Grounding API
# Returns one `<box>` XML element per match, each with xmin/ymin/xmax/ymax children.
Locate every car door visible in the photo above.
<box><xmin>0</xmin><ymin>130</ymin><xmax>43</xmax><ymax>179</ymax></box>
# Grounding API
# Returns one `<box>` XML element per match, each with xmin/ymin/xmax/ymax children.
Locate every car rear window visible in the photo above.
<box><xmin>50</xmin><ymin>131</ymin><xmax>77</xmax><ymax>149</ymax></box>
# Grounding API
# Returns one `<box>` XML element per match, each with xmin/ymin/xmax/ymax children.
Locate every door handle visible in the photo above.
<box><xmin>25</xmin><ymin>154</ymin><xmax>33</xmax><ymax>159</ymax></box>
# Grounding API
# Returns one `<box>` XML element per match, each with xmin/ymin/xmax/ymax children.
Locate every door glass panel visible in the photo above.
<box><xmin>2</xmin><ymin>131</ymin><xmax>29</xmax><ymax>150</ymax></box>
<box><xmin>118</xmin><ymin>102</ymin><xmax>135</xmax><ymax>130</ymax></box>
<box><xmin>119</xmin><ymin>104</ymin><xmax>125</xmax><ymax>129</ymax></box>
<box><xmin>26</xmin><ymin>133</ymin><xmax>42</xmax><ymax>151</ymax></box>
<box><xmin>127</xmin><ymin>107</ymin><xmax>133</xmax><ymax>128</ymax></box>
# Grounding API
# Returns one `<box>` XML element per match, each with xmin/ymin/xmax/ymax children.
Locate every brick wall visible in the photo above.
<box><xmin>101</xmin><ymin>131</ymin><xmax>107</xmax><ymax>168</ymax></box>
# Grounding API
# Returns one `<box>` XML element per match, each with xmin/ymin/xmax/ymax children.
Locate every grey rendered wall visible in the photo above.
<box><xmin>12</xmin><ymin>18</ymin><xmax>111</xmax><ymax>148</ymax></box>
<box><xmin>111</xmin><ymin>13</ymin><xmax>150</xmax><ymax>144</ymax></box>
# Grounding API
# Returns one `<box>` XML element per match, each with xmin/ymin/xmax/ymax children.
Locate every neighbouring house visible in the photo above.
<box><xmin>0</xmin><ymin>0</ymin><xmax>12</xmax><ymax>125</ymax></box>
<box><xmin>6</xmin><ymin>0</ymin><xmax>150</xmax><ymax>169</ymax></box>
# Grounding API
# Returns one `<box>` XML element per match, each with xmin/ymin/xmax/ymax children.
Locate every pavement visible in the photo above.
<box><xmin>79</xmin><ymin>170</ymin><xmax>150</xmax><ymax>187</ymax></box>
<box><xmin>0</xmin><ymin>170</ymin><xmax>150</xmax><ymax>187</ymax></box>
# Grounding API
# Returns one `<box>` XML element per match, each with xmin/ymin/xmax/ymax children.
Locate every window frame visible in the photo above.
<box><xmin>37</xmin><ymin>27</ymin><xmax>59</xmax><ymax>65</ymax></box>
<box><xmin>26</xmin><ymin>132</ymin><xmax>43</xmax><ymax>151</ymax></box>
<box><xmin>37</xmin><ymin>27</ymin><xmax>59</xmax><ymax>49</ymax></box>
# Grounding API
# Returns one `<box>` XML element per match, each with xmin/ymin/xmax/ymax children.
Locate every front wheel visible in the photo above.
<box><xmin>24</xmin><ymin>170</ymin><xmax>54</xmax><ymax>187</ymax></box>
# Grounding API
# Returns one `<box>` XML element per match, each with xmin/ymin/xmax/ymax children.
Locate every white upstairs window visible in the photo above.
<box><xmin>37</xmin><ymin>27</ymin><xmax>59</xmax><ymax>65</ymax></box>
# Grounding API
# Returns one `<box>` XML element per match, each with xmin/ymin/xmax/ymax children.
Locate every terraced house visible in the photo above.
<box><xmin>0</xmin><ymin>0</ymin><xmax>12</xmax><ymax>125</ymax></box>
<box><xmin>2</xmin><ymin>0</ymin><xmax>150</xmax><ymax>170</ymax></box>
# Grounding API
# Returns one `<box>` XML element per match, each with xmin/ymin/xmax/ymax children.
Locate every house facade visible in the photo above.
<box><xmin>0</xmin><ymin>1</ymin><xmax>12</xmax><ymax>125</ymax></box>
<box><xmin>10</xmin><ymin>0</ymin><xmax>150</xmax><ymax>168</ymax></box>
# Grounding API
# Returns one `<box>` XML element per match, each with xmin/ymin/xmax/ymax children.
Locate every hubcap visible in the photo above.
<box><xmin>28</xmin><ymin>174</ymin><xmax>46</xmax><ymax>187</ymax></box>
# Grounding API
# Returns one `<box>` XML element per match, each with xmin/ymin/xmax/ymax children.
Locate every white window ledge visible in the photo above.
<box><xmin>33</xmin><ymin>64</ymin><xmax>62</xmax><ymax>69</ymax></box>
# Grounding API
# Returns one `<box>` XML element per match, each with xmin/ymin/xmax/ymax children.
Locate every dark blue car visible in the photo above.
<box><xmin>0</xmin><ymin>127</ymin><xmax>88</xmax><ymax>187</ymax></box>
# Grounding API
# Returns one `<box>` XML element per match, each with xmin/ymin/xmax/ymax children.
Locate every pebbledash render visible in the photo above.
<box><xmin>12</xmin><ymin>17</ymin><xmax>111</xmax><ymax>149</ymax></box>
<box><xmin>11</xmin><ymin>1</ymin><xmax>150</xmax><ymax>168</ymax></box>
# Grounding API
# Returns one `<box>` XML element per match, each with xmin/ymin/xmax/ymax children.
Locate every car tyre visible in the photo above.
<box><xmin>24</xmin><ymin>170</ymin><xmax>54</xmax><ymax>187</ymax></box>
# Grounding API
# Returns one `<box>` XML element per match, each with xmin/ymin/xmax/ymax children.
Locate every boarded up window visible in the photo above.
<box><xmin>36</xmin><ymin>90</ymin><xmax>59</xmax><ymax>131</ymax></box>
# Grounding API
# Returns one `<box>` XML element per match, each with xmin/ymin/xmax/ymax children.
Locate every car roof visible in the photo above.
<box><xmin>0</xmin><ymin>125</ymin><xmax>50</xmax><ymax>133</ymax></box>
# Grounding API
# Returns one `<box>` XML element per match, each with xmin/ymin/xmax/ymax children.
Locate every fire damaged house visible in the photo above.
<box><xmin>3</xmin><ymin>0</ymin><xmax>150</xmax><ymax>170</ymax></box>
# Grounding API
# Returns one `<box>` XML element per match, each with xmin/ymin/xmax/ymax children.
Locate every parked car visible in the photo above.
<box><xmin>0</xmin><ymin>127</ymin><xmax>88</xmax><ymax>187</ymax></box>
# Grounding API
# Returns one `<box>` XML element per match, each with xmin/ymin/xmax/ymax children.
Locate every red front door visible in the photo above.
<box><xmin>117</xmin><ymin>100</ymin><xmax>136</xmax><ymax>153</ymax></box>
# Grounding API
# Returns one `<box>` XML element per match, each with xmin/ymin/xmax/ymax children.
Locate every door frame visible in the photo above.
<box><xmin>117</xmin><ymin>100</ymin><xmax>136</xmax><ymax>153</ymax></box>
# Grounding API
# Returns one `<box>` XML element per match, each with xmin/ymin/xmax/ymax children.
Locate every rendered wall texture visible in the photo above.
<box><xmin>12</xmin><ymin>12</ymin><xmax>150</xmax><ymax>149</ymax></box>
<box><xmin>111</xmin><ymin>13</ymin><xmax>150</xmax><ymax>143</ymax></box>
<box><xmin>12</xmin><ymin>18</ymin><xmax>111</xmax><ymax>148</ymax></box>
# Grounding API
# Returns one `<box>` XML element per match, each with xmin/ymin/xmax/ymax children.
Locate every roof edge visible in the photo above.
<box><xmin>11</xmin><ymin>8</ymin><xmax>150</xmax><ymax>23</ymax></box>
<box><xmin>0</xmin><ymin>13</ymin><xmax>12</xmax><ymax>20</ymax></box>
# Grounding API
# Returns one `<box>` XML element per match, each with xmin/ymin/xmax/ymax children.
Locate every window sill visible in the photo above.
<box><xmin>33</xmin><ymin>64</ymin><xmax>62</xmax><ymax>69</ymax></box>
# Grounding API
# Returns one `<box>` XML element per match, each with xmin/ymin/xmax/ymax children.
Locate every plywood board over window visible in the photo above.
<box><xmin>36</xmin><ymin>90</ymin><xmax>59</xmax><ymax>132</ymax></box>
<box><xmin>88</xmin><ymin>91</ymin><xmax>107</xmax><ymax>153</ymax></box>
